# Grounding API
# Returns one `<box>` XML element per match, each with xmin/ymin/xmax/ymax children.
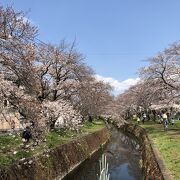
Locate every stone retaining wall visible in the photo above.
<box><xmin>119</xmin><ymin>123</ymin><xmax>172</xmax><ymax>180</ymax></box>
<box><xmin>0</xmin><ymin>127</ymin><xmax>110</xmax><ymax>180</ymax></box>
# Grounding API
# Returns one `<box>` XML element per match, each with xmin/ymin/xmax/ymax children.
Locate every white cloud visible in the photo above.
<box><xmin>94</xmin><ymin>74</ymin><xmax>140</xmax><ymax>95</ymax></box>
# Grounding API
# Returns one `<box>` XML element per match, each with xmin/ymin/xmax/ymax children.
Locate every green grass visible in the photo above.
<box><xmin>0</xmin><ymin>134</ymin><xmax>32</xmax><ymax>166</ymax></box>
<box><xmin>141</xmin><ymin>120</ymin><xmax>180</xmax><ymax>180</ymax></box>
<box><xmin>45</xmin><ymin>120</ymin><xmax>105</xmax><ymax>149</ymax></box>
<box><xmin>81</xmin><ymin>120</ymin><xmax>105</xmax><ymax>133</ymax></box>
<box><xmin>0</xmin><ymin>120</ymin><xmax>105</xmax><ymax>167</ymax></box>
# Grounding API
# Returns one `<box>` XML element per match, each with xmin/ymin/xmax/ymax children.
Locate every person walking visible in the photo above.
<box><xmin>162</xmin><ymin>111</ymin><xmax>168</xmax><ymax>131</ymax></box>
<box><xmin>142</xmin><ymin>113</ymin><xmax>146</xmax><ymax>124</ymax></box>
<box><xmin>170</xmin><ymin>110</ymin><xmax>175</xmax><ymax>125</ymax></box>
<box><xmin>137</xmin><ymin>117</ymin><xmax>140</xmax><ymax>124</ymax></box>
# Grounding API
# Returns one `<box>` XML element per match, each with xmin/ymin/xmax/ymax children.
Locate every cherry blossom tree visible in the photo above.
<box><xmin>75</xmin><ymin>77</ymin><xmax>113</xmax><ymax>120</ymax></box>
<box><xmin>42</xmin><ymin>99</ymin><xmax>82</xmax><ymax>130</ymax></box>
<box><xmin>0</xmin><ymin>6</ymin><xmax>113</xmax><ymax>138</ymax></box>
<box><xmin>140</xmin><ymin>43</ymin><xmax>180</xmax><ymax>102</ymax></box>
<box><xmin>112</xmin><ymin>43</ymin><xmax>180</xmax><ymax>121</ymax></box>
<box><xmin>36</xmin><ymin>42</ymin><xmax>93</xmax><ymax>101</ymax></box>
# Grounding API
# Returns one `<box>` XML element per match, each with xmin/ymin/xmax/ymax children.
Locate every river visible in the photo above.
<box><xmin>63</xmin><ymin>127</ymin><xmax>143</xmax><ymax>180</ymax></box>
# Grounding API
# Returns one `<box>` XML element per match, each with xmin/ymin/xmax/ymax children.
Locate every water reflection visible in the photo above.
<box><xmin>63</xmin><ymin>128</ymin><xmax>143</xmax><ymax>180</ymax></box>
<box><xmin>110</xmin><ymin>163</ymin><xmax>134</xmax><ymax>180</ymax></box>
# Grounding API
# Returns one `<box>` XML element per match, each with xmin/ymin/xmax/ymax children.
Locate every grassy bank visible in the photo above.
<box><xmin>141</xmin><ymin>121</ymin><xmax>180</xmax><ymax>180</ymax></box>
<box><xmin>0</xmin><ymin>120</ymin><xmax>105</xmax><ymax>167</ymax></box>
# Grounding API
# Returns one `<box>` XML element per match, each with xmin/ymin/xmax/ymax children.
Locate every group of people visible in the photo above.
<box><xmin>134</xmin><ymin>109</ymin><xmax>177</xmax><ymax>131</ymax></box>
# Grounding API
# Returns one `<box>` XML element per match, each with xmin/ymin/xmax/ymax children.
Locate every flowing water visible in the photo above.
<box><xmin>63</xmin><ymin>128</ymin><xmax>143</xmax><ymax>180</ymax></box>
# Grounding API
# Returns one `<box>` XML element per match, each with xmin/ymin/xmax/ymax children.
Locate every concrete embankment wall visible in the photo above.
<box><xmin>119</xmin><ymin>123</ymin><xmax>172</xmax><ymax>180</ymax></box>
<box><xmin>0</xmin><ymin>127</ymin><xmax>110</xmax><ymax>180</ymax></box>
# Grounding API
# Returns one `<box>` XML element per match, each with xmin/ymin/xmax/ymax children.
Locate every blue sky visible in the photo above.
<box><xmin>1</xmin><ymin>0</ymin><xmax>180</xmax><ymax>94</ymax></box>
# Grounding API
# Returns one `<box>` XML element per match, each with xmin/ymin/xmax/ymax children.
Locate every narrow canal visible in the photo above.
<box><xmin>63</xmin><ymin>128</ymin><xmax>143</xmax><ymax>180</ymax></box>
